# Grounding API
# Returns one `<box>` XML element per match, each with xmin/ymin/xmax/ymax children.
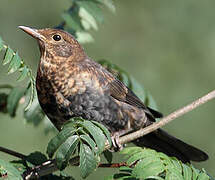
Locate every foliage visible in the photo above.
<box><xmin>0</xmin><ymin>0</ymin><xmax>213</xmax><ymax>180</ymax></box>
<box><xmin>105</xmin><ymin>147</ymin><xmax>210</xmax><ymax>180</ymax></box>
<box><xmin>47</xmin><ymin>118</ymin><xmax>112</xmax><ymax>178</ymax></box>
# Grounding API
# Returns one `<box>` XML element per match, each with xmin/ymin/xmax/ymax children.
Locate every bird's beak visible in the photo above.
<box><xmin>18</xmin><ymin>26</ymin><xmax>45</xmax><ymax>41</ymax></box>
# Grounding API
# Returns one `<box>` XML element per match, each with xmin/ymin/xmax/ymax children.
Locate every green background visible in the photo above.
<box><xmin>0</xmin><ymin>0</ymin><xmax>215</xmax><ymax>179</ymax></box>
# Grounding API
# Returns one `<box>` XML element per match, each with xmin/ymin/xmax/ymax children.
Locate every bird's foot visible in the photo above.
<box><xmin>111</xmin><ymin>132</ymin><xmax>123</xmax><ymax>152</ymax></box>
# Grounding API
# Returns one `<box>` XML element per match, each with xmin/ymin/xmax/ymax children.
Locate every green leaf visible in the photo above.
<box><xmin>132</xmin><ymin>157</ymin><xmax>164</xmax><ymax>178</ymax></box>
<box><xmin>80</xmin><ymin>134</ymin><xmax>97</xmax><ymax>152</ymax></box>
<box><xmin>24</xmin><ymin>99</ymin><xmax>45</xmax><ymax>126</ymax></box>
<box><xmin>79</xmin><ymin>7</ymin><xmax>98</xmax><ymax>31</ymax></box>
<box><xmin>103</xmin><ymin>150</ymin><xmax>113</xmax><ymax>164</ymax></box>
<box><xmin>120</xmin><ymin>147</ymin><xmax>142</xmax><ymax>155</ymax></box>
<box><xmin>76</xmin><ymin>1</ymin><xmax>104</xmax><ymax>23</ymax></box>
<box><xmin>182</xmin><ymin>163</ymin><xmax>192</xmax><ymax>180</ymax></box>
<box><xmin>47</xmin><ymin>127</ymin><xmax>76</xmax><ymax>158</ymax></box>
<box><xmin>79</xmin><ymin>143</ymin><xmax>97</xmax><ymax>178</ymax></box>
<box><xmin>7</xmin><ymin>87</ymin><xmax>25</xmax><ymax>117</ymax></box>
<box><xmin>79</xmin><ymin>120</ymin><xmax>106</xmax><ymax>153</ymax></box>
<box><xmin>8</xmin><ymin>52</ymin><xmax>21</xmax><ymax>74</ymax></box>
<box><xmin>165</xmin><ymin>167</ymin><xmax>184</xmax><ymax>180</ymax></box>
<box><xmin>76</xmin><ymin>31</ymin><xmax>94</xmax><ymax>43</ymax></box>
<box><xmin>0</xmin><ymin>159</ymin><xmax>22</xmax><ymax>179</ymax></box>
<box><xmin>3</xmin><ymin>47</ymin><xmax>14</xmax><ymax>65</ymax></box>
<box><xmin>17</xmin><ymin>65</ymin><xmax>29</xmax><ymax>81</ymax></box>
<box><xmin>0</xmin><ymin>38</ymin><xmax>4</xmax><ymax>52</ymax></box>
<box><xmin>26</xmin><ymin>151</ymin><xmax>48</xmax><ymax>166</ymax></box>
<box><xmin>56</xmin><ymin>135</ymin><xmax>79</xmax><ymax>170</ymax></box>
<box><xmin>197</xmin><ymin>171</ymin><xmax>210</xmax><ymax>180</ymax></box>
<box><xmin>92</xmin><ymin>121</ymin><xmax>112</xmax><ymax>147</ymax></box>
<box><xmin>127</xmin><ymin>149</ymin><xmax>157</xmax><ymax>165</ymax></box>
<box><xmin>97</xmin><ymin>0</ymin><xmax>116</xmax><ymax>13</ymax></box>
<box><xmin>62</xmin><ymin>12</ymin><xmax>83</xmax><ymax>31</ymax></box>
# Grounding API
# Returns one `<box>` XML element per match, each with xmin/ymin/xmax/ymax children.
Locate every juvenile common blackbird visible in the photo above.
<box><xmin>19</xmin><ymin>26</ymin><xmax>208</xmax><ymax>163</ymax></box>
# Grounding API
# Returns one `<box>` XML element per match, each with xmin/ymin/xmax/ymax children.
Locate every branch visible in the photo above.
<box><xmin>118</xmin><ymin>89</ymin><xmax>215</xmax><ymax>145</ymax></box>
<box><xmin>0</xmin><ymin>146</ymin><xmax>27</xmax><ymax>159</ymax></box>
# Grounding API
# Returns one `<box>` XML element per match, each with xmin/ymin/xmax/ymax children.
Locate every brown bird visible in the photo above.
<box><xmin>19</xmin><ymin>26</ymin><xmax>208</xmax><ymax>163</ymax></box>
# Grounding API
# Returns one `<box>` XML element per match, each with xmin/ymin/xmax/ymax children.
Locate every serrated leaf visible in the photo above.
<box><xmin>165</xmin><ymin>167</ymin><xmax>184</xmax><ymax>180</ymax></box>
<box><xmin>76</xmin><ymin>1</ymin><xmax>104</xmax><ymax>23</ymax></box>
<box><xmin>47</xmin><ymin>127</ymin><xmax>76</xmax><ymax>158</ymax></box>
<box><xmin>97</xmin><ymin>0</ymin><xmax>116</xmax><ymax>13</ymax></box>
<box><xmin>92</xmin><ymin>121</ymin><xmax>112</xmax><ymax>147</ymax></box>
<box><xmin>8</xmin><ymin>52</ymin><xmax>21</xmax><ymax>74</ymax></box>
<box><xmin>76</xmin><ymin>31</ymin><xmax>94</xmax><ymax>43</ymax></box>
<box><xmin>56</xmin><ymin>135</ymin><xmax>79</xmax><ymax>170</ymax></box>
<box><xmin>7</xmin><ymin>87</ymin><xmax>25</xmax><ymax>117</ymax></box>
<box><xmin>17</xmin><ymin>65</ymin><xmax>29</xmax><ymax>81</ymax></box>
<box><xmin>79</xmin><ymin>7</ymin><xmax>98</xmax><ymax>31</ymax></box>
<box><xmin>127</xmin><ymin>150</ymin><xmax>156</xmax><ymax>165</ymax></box>
<box><xmin>3</xmin><ymin>47</ymin><xmax>14</xmax><ymax>65</ymax></box>
<box><xmin>80</xmin><ymin>134</ymin><xmax>97</xmax><ymax>152</ymax></box>
<box><xmin>182</xmin><ymin>163</ymin><xmax>192</xmax><ymax>180</ymax></box>
<box><xmin>132</xmin><ymin>157</ymin><xmax>164</xmax><ymax>178</ymax></box>
<box><xmin>62</xmin><ymin>12</ymin><xmax>83</xmax><ymax>31</ymax></box>
<box><xmin>103</xmin><ymin>150</ymin><xmax>113</xmax><ymax>164</ymax></box>
<box><xmin>24</xmin><ymin>99</ymin><xmax>45</xmax><ymax>126</ymax></box>
<box><xmin>197</xmin><ymin>171</ymin><xmax>210</xmax><ymax>180</ymax></box>
<box><xmin>79</xmin><ymin>120</ymin><xmax>106</xmax><ymax>153</ymax></box>
<box><xmin>79</xmin><ymin>143</ymin><xmax>97</xmax><ymax>178</ymax></box>
<box><xmin>0</xmin><ymin>159</ymin><xmax>22</xmax><ymax>179</ymax></box>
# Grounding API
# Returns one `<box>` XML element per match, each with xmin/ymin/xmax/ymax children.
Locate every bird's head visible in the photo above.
<box><xmin>19</xmin><ymin>26</ymin><xmax>86</xmax><ymax>63</ymax></box>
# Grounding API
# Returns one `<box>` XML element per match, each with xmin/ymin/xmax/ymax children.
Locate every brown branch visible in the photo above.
<box><xmin>118</xmin><ymin>90</ymin><xmax>215</xmax><ymax>145</ymax></box>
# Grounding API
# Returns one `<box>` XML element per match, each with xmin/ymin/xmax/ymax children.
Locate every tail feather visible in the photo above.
<box><xmin>133</xmin><ymin>129</ymin><xmax>208</xmax><ymax>163</ymax></box>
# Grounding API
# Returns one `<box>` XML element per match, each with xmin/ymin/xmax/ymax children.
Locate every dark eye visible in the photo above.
<box><xmin>53</xmin><ymin>34</ymin><xmax>61</xmax><ymax>41</ymax></box>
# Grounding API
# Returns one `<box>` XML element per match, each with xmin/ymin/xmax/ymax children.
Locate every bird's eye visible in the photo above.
<box><xmin>53</xmin><ymin>34</ymin><xmax>61</xmax><ymax>41</ymax></box>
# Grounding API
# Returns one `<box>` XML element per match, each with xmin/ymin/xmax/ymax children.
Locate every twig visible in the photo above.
<box><xmin>0</xmin><ymin>146</ymin><xmax>27</xmax><ymax>159</ymax></box>
<box><xmin>119</xmin><ymin>90</ymin><xmax>215</xmax><ymax>145</ymax></box>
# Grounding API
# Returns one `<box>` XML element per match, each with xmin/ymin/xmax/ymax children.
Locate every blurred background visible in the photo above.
<box><xmin>0</xmin><ymin>0</ymin><xmax>215</xmax><ymax>178</ymax></box>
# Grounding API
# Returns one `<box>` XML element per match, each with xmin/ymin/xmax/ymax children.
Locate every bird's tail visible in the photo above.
<box><xmin>132</xmin><ymin>128</ymin><xmax>208</xmax><ymax>163</ymax></box>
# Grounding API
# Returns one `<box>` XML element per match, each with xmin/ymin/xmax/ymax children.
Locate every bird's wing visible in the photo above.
<box><xmin>108</xmin><ymin>78</ymin><xmax>162</xmax><ymax>120</ymax></box>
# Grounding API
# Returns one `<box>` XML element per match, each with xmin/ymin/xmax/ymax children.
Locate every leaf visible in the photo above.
<box><xmin>79</xmin><ymin>143</ymin><xmax>97</xmax><ymax>178</ymax></box>
<box><xmin>97</xmin><ymin>0</ymin><xmax>116</xmax><ymax>13</ymax></box>
<box><xmin>7</xmin><ymin>87</ymin><xmax>25</xmax><ymax>117</ymax></box>
<box><xmin>79</xmin><ymin>7</ymin><xmax>98</xmax><ymax>31</ymax></box>
<box><xmin>165</xmin><ymin>167</ymin><xmax>184</xmax><ymax>180</ymax></box>
<box><xmin>56</xmin><ymin>135</ymin><xmax>79</xmax><ymax>170</ymax></box>
<box><xmin>197</xmin><ymin>170</ymin><xmax>210</xmax><ymax>180</ymax></box>
<box><xmin>0</xmin><ymin>37</ymin><xmax>4</xmax><ymax>52</ymax></box>
<box><xmin>76</xmin><ymin>1</ymin><xmax>104</xmax><ymax>23</ymax></box>
<box><xmin>103</xmin><ymin>150</ymin><xmax>113</xmax><ymax>164</ymax></box>
<box><xmin>62</xmin><ymin>12</ymin><xmax>83</xmax><ymax>31</ymax></box>
<box><xmin>47</xmin><ymin>127</ymin><xmax>76</xmax><ymax>158</ymax></box>
<box><xmin>76</xmin><ymin>31</ymin><xmax>94</xmax><ymax>43</ymax></box>
<box><xmin>132</xmin><ymin>157</ymin><xmax>164</xmax><ymax>178</ymax></box>
<box><xmin>3</xmin><ymin>47</ymin><xmax>14</xmax><ymax>65</ymax></box>
<box><xmin>24</xmin><ymin>99</ymin><xmax>45</xmax><ymax>126</ymax></box>
<box><xmin>8</xmin><ymin>52</ymin><xmax>21</xmax><ymax>74</ymax></box>
<box><xmin>92</xmin><ymin>120</ymin><xmax>112</xmax><ymax>147</ymax></box>
<box><xmin>0</xmin><ymin>159</ymin><xmax>22</xmax><ymax>179</ymax></box>
<box><xmin>80</xmin><ymin>134</ymin><xmax>97</xmax><ymax>152</ymax></box>
<box><xmin>17</xmin><ymin>65</ymin><xmax>29</xmax><ymax>81</ymax></box>
<box><xmin>182</xmin><ymin>163</ymin><xmax>192</xmax><ymax>180</ymax></box>
<box><xmin>78</xmin><ymin>120</ymin><xmax>106</xmax><ymax>153</ymax></box>
<box><xmin>26</xmin><ymin>151</ymin><xmax>48</xmax><ymax>166</ymax></box>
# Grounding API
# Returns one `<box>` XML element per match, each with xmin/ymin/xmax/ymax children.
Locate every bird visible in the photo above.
<box><xmin>19</xmin><ymin>26</ymin><xmax>208</xmax><ymax>163</ymax></box>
